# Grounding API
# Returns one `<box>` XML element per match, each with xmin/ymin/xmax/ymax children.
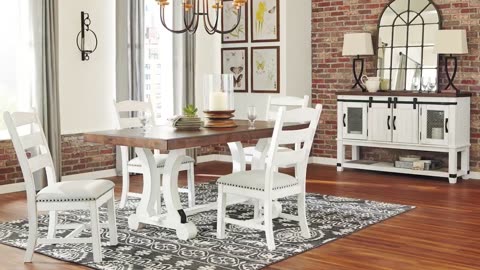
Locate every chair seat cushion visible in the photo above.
<box><xmin>128</xmin><ymin>154</ymin><xmax>194</xmax><ymax>168</ymax></box>
<box><xmin>243</xmin><ymin>146</ymin><xmax>293</xmax><ymax>156</ymax></box>
<box><xmin>36</xmin><ymin>180</ymin><xmax>114</xmax><ymax>202</ymax></box>
<box><xmin>217</xmin><ymin>170</ymin><xmax>298</xmax><ymax>191</ymax></box>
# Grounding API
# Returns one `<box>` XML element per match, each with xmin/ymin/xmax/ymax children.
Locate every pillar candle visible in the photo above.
<box><xmin>209</xmin><ymin>92</ymin><xmax>228</xmax><ymax>111</ymax></box>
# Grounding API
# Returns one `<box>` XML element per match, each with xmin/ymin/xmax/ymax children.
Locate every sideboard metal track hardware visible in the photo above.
<box><xmin>337</xmin><ymin>99</ymin><xmax>457</xmax><ymax>106</ymax></box>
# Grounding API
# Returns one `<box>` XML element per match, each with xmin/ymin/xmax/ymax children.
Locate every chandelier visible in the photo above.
<box><xmin>156</xmin><ymin>0</ymin><xmax>247</xmax><ymax>34</ymax></box>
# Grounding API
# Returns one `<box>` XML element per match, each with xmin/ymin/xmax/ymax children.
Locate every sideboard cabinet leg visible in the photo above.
<box><xmin>448</xmin><ymin>149</ymin><xmax>458</xmax><ymax>184</ymax></box>
<box><xmin>461</xmin><ymin>148</ymin><xmax>470</xmax><ymax>180</ymax></box>
<box><xmin>337</xmin><ymin>141</ymin><xmax>345</xmax><ymax>172</ymax></box>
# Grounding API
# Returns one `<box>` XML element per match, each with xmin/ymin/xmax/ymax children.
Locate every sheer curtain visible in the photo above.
<box><xmin>0</xmin><ymin>1</ymin><xmax>36</xmax><ymax>135</ymax></box>
<box><xmin>0</xmin><ymin>0</ymin><xmax>61</xmax><ymax>186</ymax></box>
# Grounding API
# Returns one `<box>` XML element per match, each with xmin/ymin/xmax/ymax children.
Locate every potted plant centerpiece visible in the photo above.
<box><xmin>172</xmin><ymin>104</ymin><xmax>203</xmax><ymax>130</ymax></box>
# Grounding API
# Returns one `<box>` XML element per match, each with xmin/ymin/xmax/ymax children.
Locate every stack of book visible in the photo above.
<box><xmin>172</xmin><ymin>116</ymin><xmax>203</xmax><ymax>131</ymax></box>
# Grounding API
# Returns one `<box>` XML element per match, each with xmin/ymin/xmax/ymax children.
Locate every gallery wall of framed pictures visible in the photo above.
<box><xmin>221</xmin><ymin>0</ymin><xmax>280</xmax><ymax>94</ymax></box>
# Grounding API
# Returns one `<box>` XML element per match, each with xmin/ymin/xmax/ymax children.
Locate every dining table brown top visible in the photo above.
<box><xmin>84</xmin><ymin>120</ymin><xmax>308</xmax><ymax>151</ymax></box>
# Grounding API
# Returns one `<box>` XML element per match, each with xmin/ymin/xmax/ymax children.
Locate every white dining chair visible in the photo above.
<box><xmin>243</xmin><ymin>95</ymin><xmax>310</xmax><ymax>168</ymax></box>
<box><xmin>113</xmin><ymin>100</ymin><xmax>196</xmax><ymax>208</ymax></box>
<box><xmin>4</xmin><ymin>111</ymin><xmax>117</xmax><ymax>263</ymax></box>
<box><xmin>217</xmin><ymin>104</ymin><xmax>322</xmax><ymax>250</ymax></box>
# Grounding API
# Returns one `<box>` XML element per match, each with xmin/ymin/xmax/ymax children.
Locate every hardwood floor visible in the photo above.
<box><xmin>1</xmin><ymin>162</ymin><xmax>480</xmax><ymax>270</ymax></box>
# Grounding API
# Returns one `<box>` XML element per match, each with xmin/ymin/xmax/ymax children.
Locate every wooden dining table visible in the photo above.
<box><xmin>84</xmin><ymin>120</ymin><xmax>306</xmax><ymax>240</ymax></box>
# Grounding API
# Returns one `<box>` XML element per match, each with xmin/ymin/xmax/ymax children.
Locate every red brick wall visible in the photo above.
<box><xmin>311</xmin><ymin>0</ymin><xmax>480</xmax><ymax>170</ymax></box>
<box><xmin>0</xmin><ymin>140</ymin><xmax>23</xmax><ymax>185</ymax></box>
<box><xmin>61</xmin><ymin>134</ymin><xmax>116</xmax><ymax>176</ymax></box>
<box><xmin>0</xmin><ymin>134</ymin><xmax>115</xmax><ymax>185</ymax></box>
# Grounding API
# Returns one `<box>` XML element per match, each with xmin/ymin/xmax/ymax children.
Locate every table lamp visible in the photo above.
<box><xmin>434</xmin><ymin>29</ymin><xmax>469</xmax><ymax>92</ymax></box>
<box><xmin>342</xmin><ymin>33</ymin><xmax>374</xmax><ymax>91</ymax></box>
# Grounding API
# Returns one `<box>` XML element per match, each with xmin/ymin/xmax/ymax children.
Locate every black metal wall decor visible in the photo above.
<box><xmin>76</xmin><ymin>12</ymin><xmax>98</xmax><ymax>61</ymax></box>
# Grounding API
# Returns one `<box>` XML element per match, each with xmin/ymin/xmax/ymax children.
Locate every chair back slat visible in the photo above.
<box><xmin>118</xmin><ymin>118</ymin><xmax>143</xmax><ymax>129</ymax></box>
<box><xmin>10</xmin><ymin>112</ymin><xmax>38</xmax><ymax>127</ymax></box>
<box><xmin>20</xmin><ymin>132</ymin><xmax>45</xmax><ymax>150</ymax></box>
<box><xmin>114</xmin><ymin>100</ymin><xmax>156</xmax><ymax>129</ymax></box>
<box><xmin>28</xmin><ymin>153</ymin><xmax>54</xmax><ymax>174</ymax></box>
<box><xmin>277</xmin><ymin>129</ymin><xmax>311</xmax><ymax>145</ymax></box>
<box><xmin>265</xmin><ymin>95</ymin><xmax>309</xmax><ymax>121</ymax></box>
<box><xmin>283</xmin><ymin>107</ymin><xmax>319</xmax><ymax>123</ymax></box>
<box><xmin>272</xmin><ymin>148</ymin><xmax>307</xmax><ymax>168</ymax></box>
<box><xmin>114</xmin><ymin>100</ymin><xmax>152</xmax><ymax>112</ymax></box>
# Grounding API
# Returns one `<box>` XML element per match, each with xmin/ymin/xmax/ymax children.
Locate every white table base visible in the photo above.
<box><xmin>127</xmin><ymin>140</ymin><xmax>284</xmax><ymax>240</ymax></box>
<box><xmin>127</xmin><ymin>144</ymin><xmax>255</xmax><ymax>240</ymax></box>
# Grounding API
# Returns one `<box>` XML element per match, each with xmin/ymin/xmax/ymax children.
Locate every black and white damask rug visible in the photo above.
<box><xmin>0</xmin><ymin>183</ymin><xmax>413</xmax><ymax>270</ymax></box>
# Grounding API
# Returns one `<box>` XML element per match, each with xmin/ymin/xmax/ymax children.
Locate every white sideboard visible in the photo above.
<box><xmin>336</xmin><ymin>92</ymin><xmax>471</xmax><ymax>184</ymax></box>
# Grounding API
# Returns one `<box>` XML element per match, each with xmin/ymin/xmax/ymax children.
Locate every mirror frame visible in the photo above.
<box><xmin>376</xmin><ymin>0</ymin><xmax>442</xmax><ymax>92</ymax></box>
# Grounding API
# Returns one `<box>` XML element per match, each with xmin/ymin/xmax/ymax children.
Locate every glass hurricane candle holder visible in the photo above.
<box><xmin>203</xmin><ymin>74</ymin><xmax>237</xmax><ymax>128</ymax></box>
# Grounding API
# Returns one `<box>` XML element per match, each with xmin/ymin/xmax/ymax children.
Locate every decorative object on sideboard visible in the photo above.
<box><xmin>434</xmin><ymin>29</ymin><xmax>469</xmax><ymax>93</ymax></box>
<box><xmin>155</xmin><ymin>0</ymin><xmax>247</xmax><ymax>35</ymax></box>
<box><xmin>395</xmin><ymin>155</ymin><xmax>442</xmax><ymax>171</ymax></box>
<box><xmin>203</xmin><ymin>74</ymin><xmax>237</xmax><ymax>128</ymax></box>
<box><xmin>361</xmin><ymin>75</ymin><xmax>381</xmax><ymax>93</ymax></box>
<box><xmin>376</xmin><ymin>0</ymin><xmax>440</xmax><ymax>92</ymax></box>
<box><xmin>76</xmin><ymin>12</ymin><xmax>98</xmax><ymax>61</ymax></box>
<box><xmin>342</xmin><ymin>33</ymin><xmax>374</xmax><ymax>92</ymax></box>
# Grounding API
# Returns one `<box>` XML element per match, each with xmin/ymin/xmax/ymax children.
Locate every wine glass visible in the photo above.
<box><xmin>412</xmin><ymin>76</ymin><xmax>420</xmax><ymax>91</ymax></box>
<box><xmin>247</xmin><ymin>106</ymin><xmax>257</xmax><ymax>130</ymax></box>
<box><xmin>421</xmin><ymin>77</ymin><xmax>430</xmax><ymax>92</ymax></box>
<box><xmin>428</xmin><ymin>79</ymin><xmax>437</xmax><ymax>93</ymax></box>
<box><xmin>139</xmin><ymin>111</ymin><xmax>153</xmax><ymax>132</ymax></box>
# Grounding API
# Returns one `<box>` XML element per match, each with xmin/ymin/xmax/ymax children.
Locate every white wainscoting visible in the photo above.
<box><xmin>0</xmin><ymin>182</ymin><xmax>26</xmax><ymax>195</ymax></box>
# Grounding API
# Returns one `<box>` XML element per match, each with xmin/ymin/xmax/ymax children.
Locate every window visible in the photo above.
<box><xmin>144</xmin><ymin>0</ymin><xmax>174</xmax><ymax>123</ymax></box>
<box><xmin>0</xmin><ymin>1</ymin><xmax>37</xmax><ymax>138</ymax></box>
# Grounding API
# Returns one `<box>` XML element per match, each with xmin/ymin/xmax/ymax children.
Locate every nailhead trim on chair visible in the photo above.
<box><xmin>217</xmin><ymin>181</ymin><xmax>299</xmax><ymax>191</ymax></box>
<box><xmin>36</xmin><ymin>189</ymin><xmax>113</xmax><ymax>203</ymax></box>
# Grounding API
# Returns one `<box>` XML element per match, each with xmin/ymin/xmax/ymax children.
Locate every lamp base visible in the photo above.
<box><xmin>444</xmin><ymin>54</ymin><xmax>460</xmax><ymax>93</ymax></box>
<box><xmin>352</xmin><ymin>56</ymin><xmax>366</xmax><ymax>91</ymax></box>
<box><xmin>203</xmin><ymin>110</ymin><xmax>237</xmax><ymax>128</ymax></box>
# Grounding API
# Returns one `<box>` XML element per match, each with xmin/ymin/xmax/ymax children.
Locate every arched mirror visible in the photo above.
<box><xmin>377</xmin><ymin>0</ymin><xmax>441</xmax><ymax>91</ymax></box>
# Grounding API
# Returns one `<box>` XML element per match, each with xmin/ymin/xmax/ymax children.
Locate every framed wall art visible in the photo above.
<box><xmin>221</xmin><ymin>47</ymin><xmax>248</xmax><ymax>93</ymax></box>
<box><xmin>251</xmin><ymin>0</ymin><xmax>279</xmax><ymax>42</ymax></box>
<box><xmin>251</xmin><ymin>46</ymin><xmax>280</xmax><ymax>93</ymax></box>
<box><xmin>222</xmin><ymin>0</ymin><xmax>248</xmax><ymax>43</ymax></box>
